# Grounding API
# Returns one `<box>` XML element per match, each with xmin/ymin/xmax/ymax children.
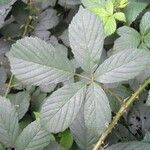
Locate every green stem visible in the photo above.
<box><xmin>93</xmin><ymin>77</ymin><xmax>150</xmax><ymax>150</ymax></box>
<box><xmin>74</xmin><ymin>73</ymin><xmax>92</xmax><ymax>81</ymax></box>
<box><xmin>4</xmin><ymin>74</ymin><xmax>14</xmax><ymax>98</ymax></box>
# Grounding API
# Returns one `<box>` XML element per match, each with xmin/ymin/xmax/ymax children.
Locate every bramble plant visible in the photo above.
<box><xmin>0</xmin><ymin>0</ymin><xmax>150</xmax><ymax>150</ymax></box>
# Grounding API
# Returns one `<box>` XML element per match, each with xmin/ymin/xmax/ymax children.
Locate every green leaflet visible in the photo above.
<box><xmin>114</xmin><ymin>12</ymin><xmax>150</xmax><ymax>52</ymax></box>
<box><xmin>69</xmin><ymin>6</ymin><xmax>104</xmax><ymax>73</ymax></box>
<box><xmin>0</xmin><ymin>96</ymin><xmax>20</xmax><ymax>147</ymax></box>
<box><xmin>15</xmin><ymin>121</ymin><xmax>53</xmax><ymax>150</ymax></box>
<box><xmin>40</xmin><ymin>82</ymin><xmax>86</xmax><ymax>133</ymax></box>
<box><xmin>82</xmin><ymin>0</ymin><xmax>126</xmax><ymax>35</ymax></box>
<box><xmin>94</xmin><ymin>49</ymin><xmax>149</xmax><ymax>83</ymax></box>
<box><xmin>124</xmin><ymin>0</ymin><xmax>148</xmax><ymax>25</ymax></box>
<box><xmin>84</xmin><ymin>83</ymin><xmax>111</xmax><ymax>135</ymax></box>
<box><xmin>70</xmin><ymin>108</ymin><xmax>99</xmax><ymax>150</ymax></box>
<box><xmin>7</xmin><ymin>37</ymin><xmax>74</xmax><ymax>86</ymax></box>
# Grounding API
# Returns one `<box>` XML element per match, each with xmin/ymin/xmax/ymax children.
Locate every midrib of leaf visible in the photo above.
<box><xmin>21</xmin><ymin>129</ymin><xmax>40</xmax><ymax>149</ymax></box>
<box><xmin>12</xmin><ymin>43</ymin><xmax>73</xmax><ymax>74</ymax></box>
<box><xmin>95</xmin><ymin>55</ymin><xmax>145</xmax><ymax>78</ymax></box>
<box><xmin>43</xmin><ymin>85</ymin><xmax>86</xmax><ymax>121</ymax></box>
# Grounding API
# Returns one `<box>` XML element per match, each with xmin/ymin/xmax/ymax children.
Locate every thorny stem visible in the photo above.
<box><xmin>93</xmin><ymin>77</ymin><xmax>150</xmax><ymax>150</ymax></box>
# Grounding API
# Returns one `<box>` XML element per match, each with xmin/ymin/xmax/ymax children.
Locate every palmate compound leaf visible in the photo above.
<box><xmin>94</xmin><ymin>49</ymin><xmax>150</xmax><ymax>83</ymax></box>
<box><xmin>106</xmin><ymin>142</ymin><xmax>150</xmax><ymax>150</ymax></box>
<box><xmin>7</xmin><ymin>37</ymin><xmax>74</xmax><ymax>86</ymax></box>
<box><xmin>69</xmin><ymin>6</ymin><xmax>104</xmax><ymax>73</ymax></box>
<box><xmin>40</xmin><ymin>82</ymin><xmax>86</xmax><ymax>133</ymax></box>
<box><xmin>84</xmin><ymin>83</ymin><xmax>111</xmax><ymax>135</ymax></box>
<box><xmin>0</xmin><ymin>96</ymin><xmax>19</xmax><ymax>147</ymax></box>
<box><xmin>70</xmin><ymin>108</ymin><xmax>99</xmax><ymax>150</ymax></box>
<box><xmin>15</xmin><ymin>121</ymin><xmax>53</xmax><ymax>150</ymax></box>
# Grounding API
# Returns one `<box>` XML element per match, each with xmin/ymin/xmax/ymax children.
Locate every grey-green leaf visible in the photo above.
<box><xmin>35</xmin><ymin>8</ymin><xmax>59</xmax><ymax>31</ymax></box>
<box><xmin>69</xmin><ymin>6</ymin><xmax>104</xmax><ymax>73</ymax></box>
<box><xmin>0</xmin><ymin>0</ymin><xmax>16</xmax><ymax>6</ymax></box>
<box><xmin>15</xmin><ymin>121</ymin><xmax>51</xmax><ymax>150</ymax></box>
<box><xmin>113</xmin><ymin>26</ymin><xmax>141</xmax><ymax>52</ymax></box>
<box><xmin>84</xmin><ymin>83</ymin><xmax>111</xmax><ymax>134</ymax></box>
<box><xmin>0</xmin><ymin>96</ymin><xmax>19</xmax><ymax>147</ymax></box>
<box><xmin>40</xmin><ymin>82</ymin><xmax>86</xmax><ymax>133</ymax></box>
<box><xmin>140</xmin><ymin>12</ymin><xmax>150</xmax><ymax>35</ymax></box>
<box><xmin>7</xmin><ymin>37</ymin><xmax>74</xmax><ymax>86</ymax></box>
<box><xmin>106</xmin><ymin>142</ymin><xmax>150</xmax><ymax>150</ymax></box>
<box><xmin>70</xmin><ymin>108</ymin><xmax>99</xmax><ymax>150</ymax></box>
<box><xmin>94</xmin><ymin>49</ymin><xmax>149</xmax><ymax>83</ymax></box>
<box><xmin>8</xmin><ymin>91</ymin><xmax>30</xmax><ymax>120</ymax></box>
<box><xmin>124</xmin><ymin>0</ymin><xmax>148</xmax><ymax>25</ymax></box>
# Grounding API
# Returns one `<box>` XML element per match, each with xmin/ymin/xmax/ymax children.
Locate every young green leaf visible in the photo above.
<box><xmin>104</xmin><ymin>16</ymin><xmax>116</xmax><ymax>36</ymax></box>
<box><xmin>7</xmin><ymin>37</ymin><xmax>74</xmax><ymax>86</ymax></box>
<box><xmin>105</xmin><ymin>0</ymin><xmax>114</xmax><ymax>15</ymax></box>
<box><xmin>94</xmin><ymin>49</ymin><xmax>149</xmax><ymax>83</ymax></box>
<box><xmin>59</xmin><ymin>130</ymin><xmax>73</xmax><ymax>150</ymax></box>
<box><xmin>69</xmin><ymin>7</ymin><xmax>104</xmax><ymax>73</ymax></box>
<box><xmin>84</xmin><ymin>83</ymin><xmax>111</xmax><ymax>135</ymax></box>
<box><xmin>40</xmin><ymin>82</ymin><xmax>86</xmax><ymax>133</ymax></box>
<box><xmin>114</xmin><ymin>12</ymin><xmax>126</xmax><ymax>22</ymax></box>
<box><xmin>0</xmin><ymin>96</ymin><xmax>19</xmax><ymax>147</ymax></box>
<box><xmin>15</xmin><ymin>121</ymin><xmax>53</xmax><ymax>150</ymax></box>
